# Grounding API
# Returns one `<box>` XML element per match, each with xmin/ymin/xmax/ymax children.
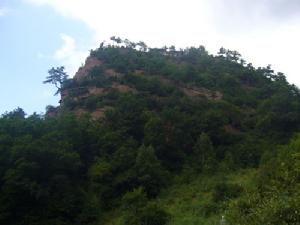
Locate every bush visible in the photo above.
<box><xmin>140</xmin><ymin>203</ymin><xmax>171</xmax><ymax>225</ymax></box>
<box><xmin>121</xmin><ymin>188</ymin><xmax>170</xmax><ymax>225</ymax></box>
<box><xmin>200</xmin><ymin>201</ymin><xmax>219</xmax><ymax>217</ymax></box>
<box><xmin>212</xmin><ymin>182</ymin><xmax>243</xmax><ymax>202</ymax></box>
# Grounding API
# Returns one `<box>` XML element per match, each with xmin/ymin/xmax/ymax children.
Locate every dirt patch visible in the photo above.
<box><xmin>74</xmin><ymin>107</ymin><xmax>112</xmax><ymax>120</ymax></box>
<box><xmin>181</xmin><ymin>86</ymin><xmax>223</xmax><ymax>100</ymax></box>
<box><xmin>104</xmin><ymin>69</ymin><xmax>123</xmax><ymax>78</ymax></box>
<box><xmin>74</xmin><ymin>108</ymin><xmax>88</xmax><ymax>117</ymax></box>
<box><xmin>210</xmin><ymin>91</ymin><xmax>223</xmax><ymax>100</ymax></box>
<box><xmin>61</xmin><ymin>89</ymin><xmax>69</xmax><ymax>101</ymax></box>
<box><xmin>62</xmin><ymin>87</ymin><xmax>105</xmax><ymax>103</ymax></box>
<box><xmin>111</xmin><ymin>82</ymin><xmax>136</xmax><ymax>93</ymax></box>
<box><xmin>224</xmin><ymin>124</ymin><xmax>241</xmax><ymax>135</ymax></box>
<box><xmin>181</xmin><ymin>87</ymin><xmax>204</xmax><ymax>97</ymax></box>
<box><xmin>88</xmin><ymin>86</ymin><xmax>105</xmax><ymax>95</ymax></box>
<box><xmin>90</xmin><ymin>107</ymin><xmax>111</xmax><ymax>120</ymax></box>
<box><xmin>90</xmin><ymin>109</ymin><xmax>105</xmax><ymax>119</ymax></box>
<box><xmin>155</xmin><ymin>76</ymin><xmax>222</xmax><ymax>100</ymax></box>
<box><xmin>74</xmin><ymin>57</ymin><xmax>103</xmax><ymax>80</ymax></box>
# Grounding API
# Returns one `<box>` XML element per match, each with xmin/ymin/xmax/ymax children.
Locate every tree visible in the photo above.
<box><xmin>144</xmin><ymin>116</ymin><xmax>164</xmax><ymax>147</ymax></box>
<box><xmin>193</xmin><ymin>133</ymin><xmax>216</xmax><ymax>172</ymax></box>
<box><xmin>137</xmin><ymin>41</ymin><xmax>148</xmax><ymax>51</ymax></box>
<box><xmin>218</xmin><ymin>47</ymin><xmax>226</xmax><ymax>56</ymax></box>
<box><xmin>135</xmin><ymin>145</ymin><xmax>169</xmax><ymax>197</ymax></box>
<box><xmin>110</xmin><ymin>36</ymin><xmax>122</xmax><ymax>44</ymax></box>
<box><xmin>2</xmin><ymin>107</ymin><xmax>26</xmax><ymax>119</ymax></box>
<box><xmin>43</xmin><ymin>66</ymin><xmax>68</xmax><ymax>95</ymax></box>
<box><xmin>122</xmin><ymin>187</ymin><xmax>147</xmax><ymax>215</ymax></box>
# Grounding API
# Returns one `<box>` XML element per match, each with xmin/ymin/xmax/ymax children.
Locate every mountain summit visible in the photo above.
<box><xmin>1</xmin><ymin>39</ymin><xmax>300</xmax><ymax>225</ymax></box>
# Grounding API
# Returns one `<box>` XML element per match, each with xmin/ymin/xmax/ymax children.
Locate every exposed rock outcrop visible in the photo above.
<box><xmin>74</xmin><ymin>56</ymin><xmax>103</xmax><ymax>81</ymax></box>
<box><xmin>181</xmin><ymin>86</ymin><xmax>223</xmax><ymax>100</ymax></box>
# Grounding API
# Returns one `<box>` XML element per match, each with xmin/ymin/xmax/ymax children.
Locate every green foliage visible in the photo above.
<box><xmin>135</xmin><ymin>145</ymin><xmax>169</xmax><ymax>197</ymax></box>
<box><xmin>121</xmin><ymin>188</ymin><xmax>170</xmax><ymax>225</ymax></box>
<box><xmin>212</xmin><ymin>182</ymin><xmax>243</xmax><ymax>202</ymax></box>
<box><xmin>44</xmin><ymin>66</ymin><xmax>68</xmax><ymax>96</ymax></box>
<box><xmin>227</xmin><ymin>135</ymin><xmax>300</xmax><ymax>225</ymax></box>
<box><xmin>193</xmin><ymin>133</ymin><xmax>216</xmax><ymax>172</ymax></box>
<box><xmin>3</xmin><ymin>40</ymin><xmax>300</xmax><ymax>224</ymax></box>
<box><xmin>121</xmin><ymin>187</ymin><xmax>147</xmax><ymax>214</ymax></box>
<box><xmin>200</xmin><ymin>201</ymin><xmax>220</xmax><ymax>217</ymax></box>
<box><xmin>139</xmin><ymin>202</ymin><xmax>171</xmax><ymax>225</ymax></box>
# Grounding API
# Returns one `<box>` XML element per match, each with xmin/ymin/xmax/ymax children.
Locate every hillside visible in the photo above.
<box><xmin>59</xmin><ymin>40</ymin><xmax>300</xmax><ymax>141</ymax></box>
<box><xmin>1</xmin><ymin>38</ymin><xmax>300</xmax><ymax>225</ymax></box>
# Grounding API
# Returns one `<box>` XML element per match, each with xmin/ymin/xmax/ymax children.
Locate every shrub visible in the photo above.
<box><xmin>212</xmin><ymin>182</ymin><xmax>243</xmax><ymax>202</ymax></box>
<box><xmin>140</xmin><ymin>202</ymin><xmax>171</xmax><ymax>225</ymax></box>
<box><xmin>200</xmin><ymin>201</ymin><xmax>219</xmax><ymax>217</ymax></box>
<box><xmin>121</xmin><ymin>188</ymin><xmax>170</xmax><ymax>225</ymax></box>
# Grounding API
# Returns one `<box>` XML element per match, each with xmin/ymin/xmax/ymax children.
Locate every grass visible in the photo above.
<box><xmin>101</xmin><ymin>168</ymin><xmax>258</xmax><ymax>225</ymax></box>
<box><xmin>158</xmin><ymin>168</ymin><xmax>257</xmax><ymax>225</ymax></box>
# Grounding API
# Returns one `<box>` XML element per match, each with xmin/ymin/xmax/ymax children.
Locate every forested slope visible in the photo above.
<box><xmin>1</xmin><ymin>38</ymin><xmax>300</xmax><ymax>225</ymax></box>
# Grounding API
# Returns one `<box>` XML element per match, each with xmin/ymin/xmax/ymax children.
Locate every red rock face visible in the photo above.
<box><xmin>74</xmin><ymin>56</ymin><xmax>103</xmax><ymax>81</ymax></box>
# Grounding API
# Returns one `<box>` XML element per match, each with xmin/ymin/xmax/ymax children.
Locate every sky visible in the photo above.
<box><xmin>0</xmin><ymin>0</ymin><xmax>300</xmax><ymax>115</ymax></box>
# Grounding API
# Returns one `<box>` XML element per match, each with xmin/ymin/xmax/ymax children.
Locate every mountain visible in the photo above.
<box><xmin>1</xmin><ymin>39</ymin><xmax>300</xmax><ymax>225</ymax></box>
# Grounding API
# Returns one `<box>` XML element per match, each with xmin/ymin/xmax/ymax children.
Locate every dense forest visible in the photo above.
<box><xmin>1</xmin><ymin>38</ymin><xmax>300</xmax><ymax>225</ymax></box>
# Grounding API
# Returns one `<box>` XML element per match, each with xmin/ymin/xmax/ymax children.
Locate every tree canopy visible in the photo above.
<box><xmin>43</xmin><ymin>66</ymin><xmax>68</xmax><ymax>95</ymax></box>
<box><xmin>1</xmin><ymin>40</ymin><xmax>300</xmax><ymax>225</ymax></box>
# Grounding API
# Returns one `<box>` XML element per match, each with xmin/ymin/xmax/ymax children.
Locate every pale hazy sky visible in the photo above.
<box><xmin>1</xmin><ymin>0</ymin><xmax>300</xmax><ymax>114</ymax></box>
